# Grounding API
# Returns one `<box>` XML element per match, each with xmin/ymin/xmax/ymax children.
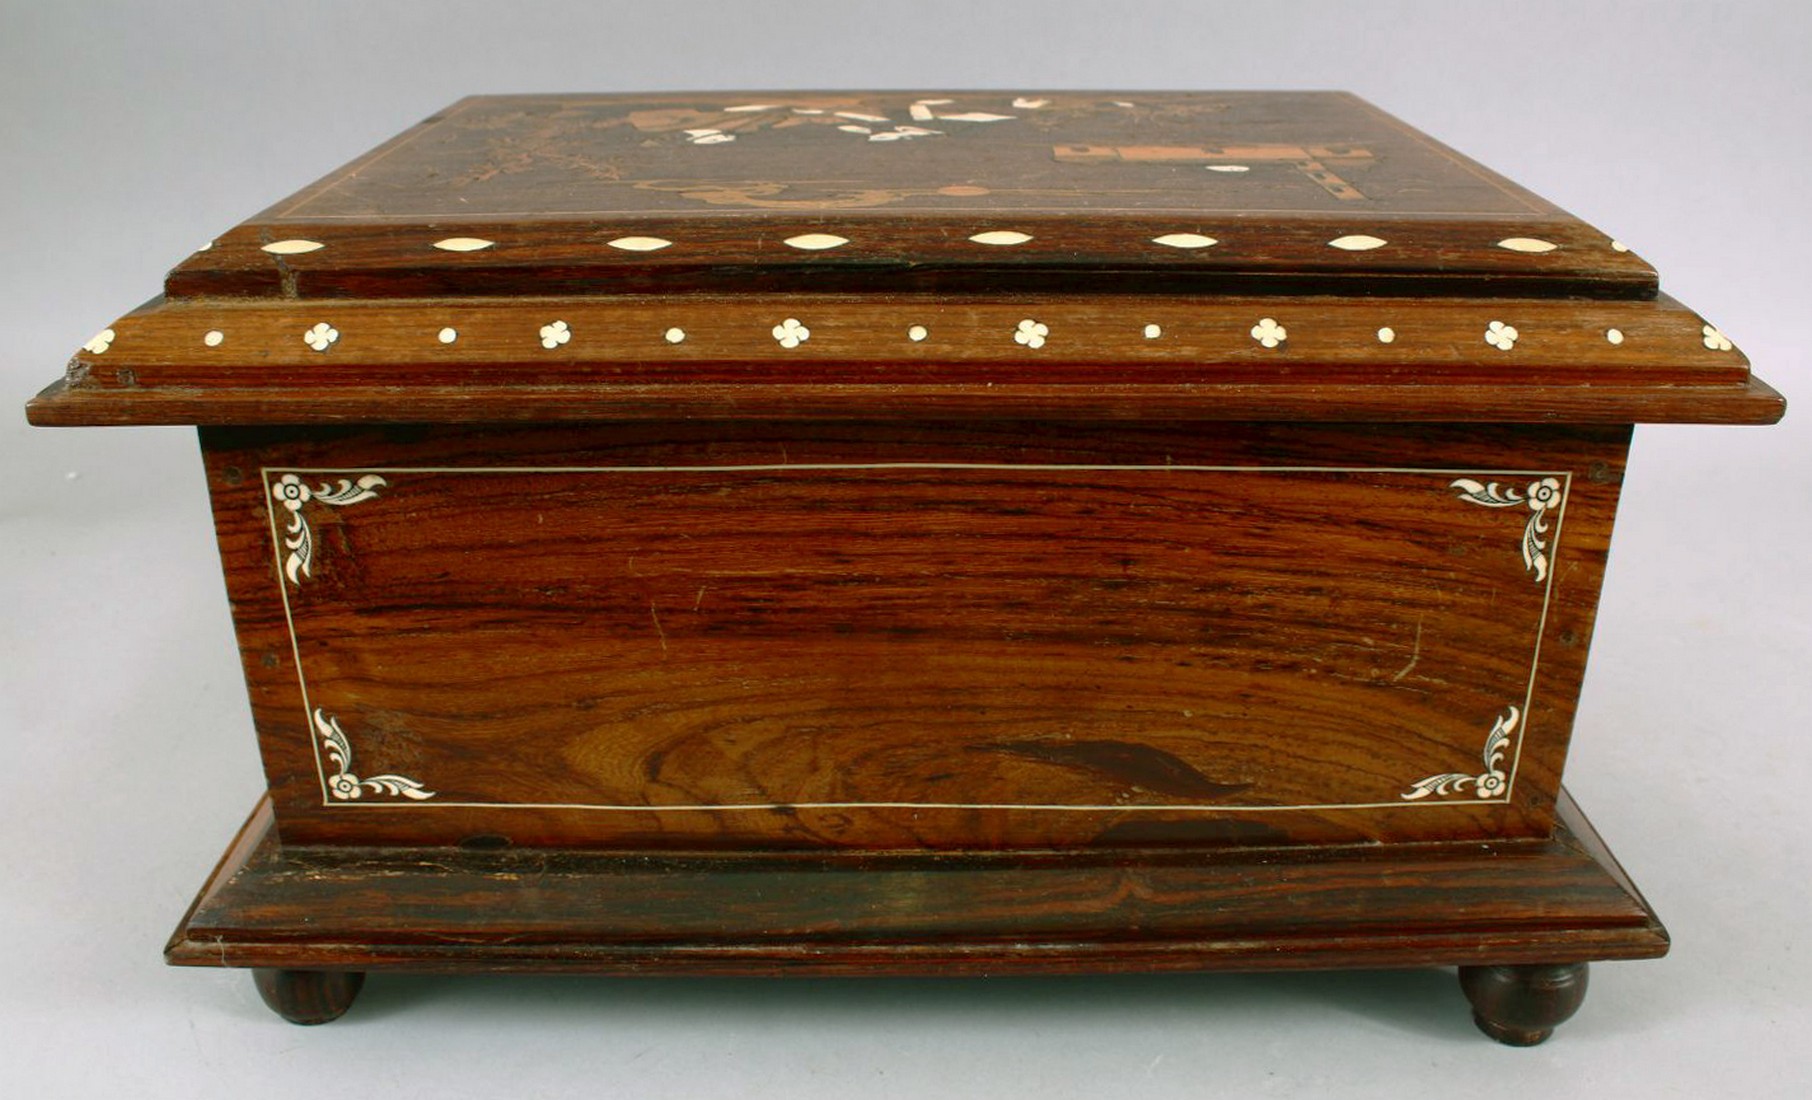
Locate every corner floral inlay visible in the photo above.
<box><xmin>1401</xmin><ymin>706</ymin><xmax>1518</xmax><ymax>801</ymax></box>
<box><xmin>1451</xmin><ymin>476</ymin><xmax>1563</xmax><ymax>582</ymax></box>
<box><xmin>313</xmin><ymin>708</ymin><xmax>433</xmax><ymax>801</ymax></box>
<box><xmin>272</xmin><ymin>473</ymin><xmax>387</xmax><ymax>585</ymax></box>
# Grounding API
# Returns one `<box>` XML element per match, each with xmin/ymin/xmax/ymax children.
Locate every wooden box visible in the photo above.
<box><xmin>26</xmin><ymin>91</ymin><xmax>1783</xmax><ymax>1042</ymax></box>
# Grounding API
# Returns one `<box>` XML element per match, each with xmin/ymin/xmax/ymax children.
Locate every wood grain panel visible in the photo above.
<box><xmin>199</xmin><ymin>420</ymin><xmax>1627</xmax><ymax>852</ymax></box>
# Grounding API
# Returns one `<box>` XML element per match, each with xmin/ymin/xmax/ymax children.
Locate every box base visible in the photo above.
<box><xmin>167</xmin><ymin>790</ymin><xmax>1664</xmax><ymax>1043</ymax></box>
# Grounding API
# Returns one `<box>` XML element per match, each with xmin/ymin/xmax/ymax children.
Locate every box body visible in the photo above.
<box><xmin>201</xmin><ymin>419</ymin><xmax>1628</xmax><ymax>852</ymax></box>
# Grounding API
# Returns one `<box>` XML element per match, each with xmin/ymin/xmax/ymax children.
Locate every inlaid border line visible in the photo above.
<box><xmin>264</xmin><ymin>461</ymin><xmax>1565</xmax><ymax>811</ymax></box>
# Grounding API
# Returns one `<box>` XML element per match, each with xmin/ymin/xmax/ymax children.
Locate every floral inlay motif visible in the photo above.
<box><xmin>1702</xmin><ymin>324</ymin><xmax>1733</xmax><ymax>351</ymax></box>
<box><xmin>1401</xmin><ymin>706</ymin><xmax>1518</xmax><ymax>801</ymax></box>
<box><xmin>539</xmin><ymin>320</ymin><xmax>571</xmax><ymax>349</ymax></box>
<box><xmin>1484</xmin><ymin>320</ymin><xmax>1518</xmax><ymax>351</ymax></box>
<box><xmin>82</xmin><ymin>329</ymin><xmax>115</xmax><ymax>354</ymax></box>
<box><xmin>303</xmin><ymin>322</ymin><xmax>339</xmax><ymax>352</ymax></box>
<box><xmin>314</xmin><ymin>708</ymin><xmax>433</xmax><ymax>801</ymax></box>
<box><xmin>1014</xmin><ymin>319</ymin><xmax>1049</xmax><ymax>349</ymax></box>
<box><xmin>271</xmin><ymin>472</ymin><xmax>387</xmax><ymax>585</ymax></box>
<box><xmin>772</xmin><ymin>317</ymin><xmax>810</xmax><ymax>348</ymax></box>
<box><xmin>1451</xmin><ymin>476</ymin><xmax>1564</xmax><ymax>583</ymax></box>
<box><xmin>1249</xmin><ymin>318</ymin><xmax>1287</xmax><ymax>348</ymax></box>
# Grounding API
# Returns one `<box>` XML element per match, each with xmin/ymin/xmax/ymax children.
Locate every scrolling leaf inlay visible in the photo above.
<box><xmin>1401</xmin><ymin>705</ymin><xmax>1518</xmax><ymax>802</ymax></box>
<box><xmin>313</xmin><ymin>708</ymin><xmax>434</xmax><ymax>802</ymax></box>
<box><xmin>270</xmin><ymin>473</ymin><xmax>386</xmax><ymax>585</ymax></box>
<box><xmin>1450</xmin><ymin>476</ymin><xmax>1563</xmax><ymax>582</ymax></box>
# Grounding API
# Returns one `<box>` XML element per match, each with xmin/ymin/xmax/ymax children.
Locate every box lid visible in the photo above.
<box><xmin>27</xmin><ymin>91</ymin><xmax>1781</xmax><ymax>426</ymax></box>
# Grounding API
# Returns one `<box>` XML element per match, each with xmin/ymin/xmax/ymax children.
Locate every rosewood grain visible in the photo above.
<box><xmin>198</xmin><ymin>420</ymin><xmax>1622</xmax><ymax>852</ymax></box>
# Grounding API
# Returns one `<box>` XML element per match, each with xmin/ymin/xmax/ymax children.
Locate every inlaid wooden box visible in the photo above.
<box><xmin>26</xmin><ymin>91</ymin><xmax>1783</xmax><ymax>1042</ymax></box>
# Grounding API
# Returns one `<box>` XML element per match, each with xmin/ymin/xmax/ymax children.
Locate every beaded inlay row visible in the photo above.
<box><xmin>79</xmin><ymin>318</ymin><xmax>1736</xmax><ymax>357</ymax></box>
<box><xmin>236</xmin><ymin>233</ymin><xmax>1632</xmax><ymax>257</ymax></box>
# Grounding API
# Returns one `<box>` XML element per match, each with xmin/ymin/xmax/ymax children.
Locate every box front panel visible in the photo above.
<box><xmin>200</xmin><ymin>421</ymin><xmax>1625</xmax><ymax>851</ymax></box>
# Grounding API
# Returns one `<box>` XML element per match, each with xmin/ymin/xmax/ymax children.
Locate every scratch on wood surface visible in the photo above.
<box><xmin>650</xmin><ymin>600</ymin><xmax>668</xmax><ymax>653</ymax></box>
<box><xmin>1391</xmin><ymin>617</ymin><xmax>1424</xmax><ymax>682</ymax></box>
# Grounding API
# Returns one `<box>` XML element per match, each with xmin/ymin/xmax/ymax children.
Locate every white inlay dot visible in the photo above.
<box><xmin>438</xmin><ymin>327</ymin><xmax>458</xmax><ymax>344</ymax></box>
<box><xmin>665</xmin><ymin>327</ymin><xmax>686</xmax><ymax>344</ymax></box>
<box><xmin>907</xmin><ymin>325</ymin><xmax>928</xmax><ymax>342</ymax></box>
<box><xmin>1143</xmin><ymin>323</ymin><xmax>1162</xmax><ymax>339</ymax></box>
<box><xmin>772</xmin><ymin>318</ymin><xmax>810</xmax><ymax>348</ymax></box>
<box><xmin>969</xmin><ymin>230</ymin><xmax>1033</xmax><ymax>246</ymax></box>
<box><xmin>203</xmin><ymin>330</ymin><xmax>225</xmax><ymax>347</ymax></box>
<box><xmin>303</xmin><ymin>322</ymin><xmax>339</xmax><ymax>352</ymax></box>
<box><xmin>1606</xmin><ymin>328</ymin><xmax>1624</xmax><ymax>345</ymax></box>
<box><xmin>1377</xmin><ymin>327</ymin><xmax>1396</xmax><ymax>344</ymax></box>
<box><xmin>262</xmin><ymin>239</ymin><xmax>326</xmax><ymax>255</ymax></box>
<box><xmin>1611</xmin><ymin>240</ymin><xmax>1630</xmax><ymax>253</ymax></box>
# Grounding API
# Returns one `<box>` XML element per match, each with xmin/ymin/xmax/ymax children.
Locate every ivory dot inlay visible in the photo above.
<box><xmin>433</xmin><ymin>237</ymin><xmax>495</xmax><ymax>252</ymax></box>
<box><xmin>303</xmin><ymin>322</ymin><xmax>339</xmax><ymax>352</ymax></box>
<box><xmin>1605</xmin><ymin>328</ymin><xmax>1624</xmax><ymax>345</ymax></box>
<box><xmin>438</xmin><ymin>327</ymin><xmax>458</xmax><ymax>344</ymax></box>
<box><xmin>1611</xmin><ymin>240</ymin><xmax>1630</xmax><ymax>253</ymax></box>
<box><xmin>1152</xmin><ymin>233</ymin><xmax>1217</xmax><ymax>249</ymax></box>
<box><xmin>907</xmin><ymin>325</ymin><xmax>929</xmax><ymax>342</ymax></box>
<box><xmin>1496</xmin><ymin>237</ymin><xmax>1558</xmax><ymax>254</ymax></box>
<box><xmin>82</xmin><ymin>329</ymin><xmax>115</xmax><ymax>355</ymax></box>
<box><xmin>969</xmin><ymin>230</ymin><xmax>1033</xmax><ymax>246</ymax></box>
<box><xmin>1250</xmin><ymin>318</ymin><xmax>1287</xmax><ymax>348</ymax></box>
<box><xmin>539</xmin><ymin>320</ymin><xmax>571</xmax><ymax>349</ymax></box>
<box><xmin>784</xmin><ymin>233</ymin><xmax>850</xmax><ymax>251</ymax></box>
<box><xmin>1329</xmin><ymin>235</ymin><xmax>1387</xmax><ymax>252</ymax></box>
<box><xmin>1014</xmin><ymin>319</ymin><xmax>1048</xmax><ymax>349</ymax></box>
<box><xmin>608</xmin><ymin>236</ymin><xmax>673</xmax><ymax>252</ymax></box>
<box><xmin>1377</xmin><ymin>327</ymin><xmax>1396</xmax><ymax>344</ymax></box>
<box><xmin>262</xmin><ymin>239</ymin><xmax>326</xmax><ymax>255</ymax></box>
<box><xmin>665</xmin><ymin>327</ymin><xmax>686</xmax><ymax>344</ymax></box>
<box><xmin>1143</xmin><ymin>323</ymin><xmax>1162</xmax><ymax>339</ymax></box>
<box><xmin>204</xmin><ymin>330</ymin><xmax>225</xmax><ymax>347</ymax></box>
<box><xmin>1484</xmin><ymin>321</ymin><xmax>1519</xmax><ymax>351</ymax></box>
<box><xmin>772</xmin><ymin>318</ymin><xmax>810</xmax><ymax>348</ymax></box>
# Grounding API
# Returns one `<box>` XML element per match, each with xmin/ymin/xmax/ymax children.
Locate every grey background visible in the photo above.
<box><xmin>3</xmin><ymin>1</ymin><xmax>1807</xmax><ymax>1096</ymax></box>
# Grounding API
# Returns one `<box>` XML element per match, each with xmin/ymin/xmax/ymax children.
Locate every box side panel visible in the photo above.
<box><xmin>198</xmin><ymin>420</ymin><xmax>1627</xmax><ymax>852</ymax></box>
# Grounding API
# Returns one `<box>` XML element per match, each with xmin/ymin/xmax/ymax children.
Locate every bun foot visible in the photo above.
<box><xmin>253</xmin><ymin>968</ymin><xmax>365</xmax><ymax>1025</ymax></box>
<box><xmin>1458</xmin><ymin>963</ymin><xmax>1589</xmax><ymax>1046</ymax></box>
